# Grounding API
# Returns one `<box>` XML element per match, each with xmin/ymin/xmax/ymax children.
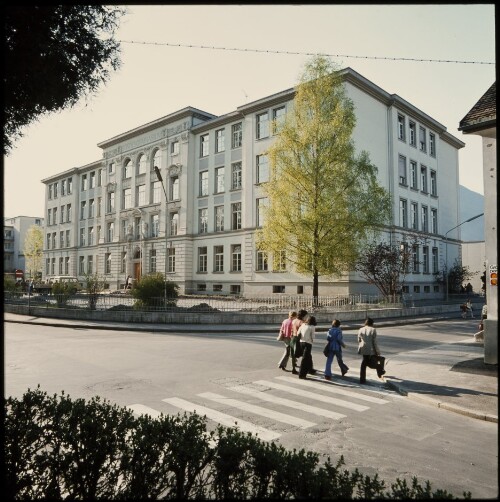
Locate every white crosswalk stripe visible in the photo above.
<box><xmin>275</xmin><ymin>376</ymin><xmax>390</xmax><ymax>404</ymax></box>
<box><xmin>253</xmin><ymin>380</ymin><xmax>369</xmax><ymax>412</ymax></box>
<box><xmin>198</xmin><ymin>392</ymin><xmax>316</xmax><ymax>429</ymax></box>
<box><xmin>228</xmin><ymin>384</ymin><xmax>346</xmax><ymax>420</ymax></box>
<box><xmin>163</xmin><ymin>396</ymin><xmax>281</xmax><ymax>441</ymax></box>
<box><xmin>128</xmin><ymin>403</ymin><xmax>163</xmax><ymax>419</ymax></box>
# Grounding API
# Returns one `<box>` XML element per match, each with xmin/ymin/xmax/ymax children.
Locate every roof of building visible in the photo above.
<box><xmin>458</xmin><ymin>82</ymin><xmax>496</xmax><ymax>133</ymax></box>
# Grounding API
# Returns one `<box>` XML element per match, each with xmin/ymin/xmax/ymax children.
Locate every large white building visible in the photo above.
<box><xmin>41</xmin><ymin>67</ymin><xmax>465</xmax><ymax>298</ymax></box>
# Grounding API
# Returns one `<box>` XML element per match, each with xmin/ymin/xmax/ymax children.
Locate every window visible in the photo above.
<box><xmin>256</xmin><ymin>197</ymin><xmax>267</xmax><ymax>227</ymax></box>
<box><xmin>67</xmin><ymin>204</ymin><xmax>72</xmax><ymax>222</ymax></box>
<box><xmin>215</xmin><ymin>205</ymin><xmax>224</xmax><ymax>232</ymax></box>
<box><xmin>121</xmin><ymin>251</ymin><xmax>126</xmax><ymax>273</ymax></box>
<box><xmin>170</xmin><ymin>212</ymin><xmax>179</xmax><ymax>236</ymax></box>
<box><xmin>214</xmin><ymin>245</ymin><xmax>224</xmax><ymax>272</ymax></box>
<box><xmin>80</xmin><ymin>201</ymin><xmax>86</xmax><ymax>220</ymax></box>
<box><xmin>199</xmin><ymin>171</ymin><xmax>208</xmax><ymax>196</ymax></box>
<box><xmin>61</xmin><ymin>179</ymin><xmax>66</xmax><ymax>196</ymax></box>
<box><xmin>98</xmin><ymin>169</ymin><xmax>102</xmax><ymax>187</ymax></box>
<box><xmin>215</xmin><ymin>128</ymin><xmax>225</xmax><ymax>153</ymax></box>
<box><xmin>152</xmin><ymin>181</ymin><xmax>161</xmax><ymax>203</ymax></box>
<box><xmin>170</xmin><ymin>141</ymin><xmax>179</xmax><ymax>156</ymax></box>
<box><xmin>410</xmin><ymin>160</ymin><xmax>418</xmax><ymax>189</ymax></box>
<box><xmin>121</xmin><ymin>219</ymin><xmax>127</xmax><ymax>240</ymax></box>
<box><xmin>168</xmin><ymin>248</ymin><xmax>175</xmax><ymax>273</ymax></box>
<box><xmin>231</xmin><ymin>162</ymin><xmax>242</xmax><ymax>189</ymax></box>
<box><xmin>52</xmin><ymin>233</ymin><xmax>56</xmax><ymax>249</ymax></box>
<box><xmin>420</xmin><ymin>165</ymin><xmax>428</xmax><ymax>193</ymax></box>
<box><xmin>231</xmin><ymin>202</ymin><xmax>242</xmax><ymax>230</ymax></box>
<box><xmin>46</xmin><ymin>233</ymin><xmax>51</xmax><ymax>249</ymax></box>
<box><xmin>66</xmin><ymin>230</ymin><xmax>70</xmax><ymax>247</ymax></box>
<box><xmin>230</xmin><ymin>285</ymin><xmax>241</xmax><ymax>295</ymax></box>
<box><xmin>213</xmin><ymin>284</ymin><xmax>222</xmax><ymax>292</ymax></box>
<box><xmin>419</xmin><ymin>126</ymin><xmax>426</xmax><ymax>152</ymax></box>
<box><xmin>273</xmin><ymin>250</ymin><xmax>287</xmax><ymax>271</ymax></box>
<box><xmin>137</xmin><ymin>184</ymin><xmax>146</xmax><ymax>206</ymax></box>
<box><xmin>232</xmin><ymin>122</ymin><xmax>242</xmax><ymax>148</ymax></box>
<box><xmin>88</xmin><ymin>199</ymin><xmax>94</xmax><ymax>218</ymax></box>
<box><xmin>79</xmin><ymin>256</ymin><xmax>85</xmax><ymax>274</ymax></box>
<box><xmin>273</xmin><ymin>106</ymin><xmax>286</xmax><ymax>133</ymax></box>
<box><xmin>150</xmin><ymin>214</ymin><xmax>159</xmax><ymax>237</ymax></box>
<box><xmin>214</xmin><ymin>167</ymin><xmax>225</xmax><ymax>193</ymax></box>
<box><xmin>51</xmin><ymin>258</ymin><xmax>56</xmax><ymax>275</ymax></box>
<box><xmin>46</xmin><ymin>258</ymin><xmax>50</xmax><ymax>275</ymax></box>
<box><xmin>256</xmin><ymin>155</ymin><xmax>269</xmax><ymax>183</ymax></box>
<box><xmin>68</xmin><ymin>177</ymin><xmax>73</xmax><ymax>194</ymax></box>
<box><xmin>198</xmin><ymin>247</ymin><xmax>208</xmax><ymax>272</ymax></box>
<box><xmin>59</xmin><ymin>231</ymin><xmax>64</xmax><ymax>248</ymax></box>
<box><xmin>430</xmin><ymin>170</ymin><xmax>437</xmax><ymax>196</ymax></box>
<box><xmin>231</xmin><ymin>244</ymin><xmax>242</xmax><ymax>272</ymax></box>
<box><xmin>273</xmin><ymin>285</ymin><xmax>285</xmax><ymax>294</ymax></box>
<box><xmin>413</xmin><ymin>285</ymin><xmax>420</xmax><ymax>294</ymax></box>
<box><xmin>424</xmin><ymin>285</ymin><xmax>431</xmax><ymax>293</ymax></box>
<box><xmin>421</xmin><ymin>206</ymin><xmax>428</xmax><ymax>232</ymax></box>
<box><xmin>412</xmin><ymin>245</ymin><xmax>419</xmax><ymax>273</ymax></box>
<box><xmin>429</xmin><ymin>132</ymin><xmax>436</xmax><ymax>157</ymax></box>
<box><xmin>432</xmin><ymin>247</ymin><xmax>439</xmax><ymax>273</ymax></box>
<box><xmin>97</xmin><ymin>197</ymin><xmax>102</xmax><ymax>217</ymax></box>
<box><xmin>410</xmin><ymin>202</ymin><xmax>418</xmax><ymax>230</ymax></box>
<box><xmin>90</xmin><ymin>171</ymin><xmax>95</xmax><ymax>189</ymax></box>
<box><xmin>123</xmin><ymin>188</ymin><xmax>132</xmax><ymax>209</ymax></box>
<box><xmin>398</xmin><ymin>155</ymin><xmax>407</xmax><ymax>185</ymax></box>
<box><xmin>48</xmin><ymin>184</ymin><xmax>53</xmax><ymax>199</ymax></box>
<box><xmin>397</xmin><ymin>114</ymin><xmax>406</xmax><ymax>141</ymax></box>
<box><xmin>107</xmin><ymin>192</ymin><xmax>115</xmax><ymax>213</ymax></box>
<box><xmin>431</xmin><ymin>208</ymin><xmax>438</xmax><ymax>234</ymax></box>
<box><xmin>53</xmin><ymin>207</ymin><xmax>57</xmax><ymax>224</ymax></box>
<box><xmin>87</xmin><ymin>255</ymin><xmax>93</xmax><ymax>275</ymax></box>
<box><xmin>65</xmin><ymin>257</ymin><xmax>70</xmax><ymax>275</ymax></box>
<box><xmin>107</xmin><ymin>222</ymin><xmax>114</xmax><ymax>242</ymax></box>
<box><xmin>422</xmin><ymin>246</ymin><xmax>429</xmax><ymax>273</ymax></box>
<box><xmin>256</xmin><ymin>250</ymin><xmax>268</xmax><ymax>271</ymax></box>
<box><xmin>53</xmin><ymin>182</ymin><xmax>58</xmax><ymax>198</ymax></box>
<box><xmin>137</xmin><ymin>154</ymin><xmax>146</xmax><ymax>175</ymax></box>
<box><xmin>197</xmin><ymin>284</ymin><xmax>207</xmax><ymax>292</ymax></box>
<box><xmin>88</xmin><ymin>226</ymin><xmax>94</xmax><ymax>246</ymax></box>
<box><xmin>200</xmin><ymin>134</ymin><xmax>209</xmax><ymax>157</ymax></box>
<box><xmin>134</xmin><ymin>217</ymin><xmax>141</xmax><ymax>239</ymax></box>
<box><xmin>123</xmin><ymin>160</ymin><xmax>132</xmax><ymax>179</ymax></box>
<box><xmin>399</xmin><ymin>199</ymin><xmax>408</xmax><ymax>228</ymax></box>
<box><xmin>81</xmin><ymin>174</ymin><xmax>88</xmax><ymax>191</ymax></box>
<box><xmin>105</xmin><ymin>253</ymin><xmax>112</xmax><ymax>274</ymax></box>
<box><xmin>256</xmin><ymin>112</ymin><xmax>269</xmax><ymax>139</ymax></box>
<box><xmin>170</xmin><ymin>176</ymin><xmax>180</xmax><ymax>200</ymax></box>
<box><xmin>150</xmin><ymin>249</ymin><xmax>157</xmax><ymax>273</ymax></box>
<box><xmin>199</xmin><ymin>208</ymin><xmax>208</xmax><ymax>233</ymax></box>
<box><xmin>47</xmin><ymin>208</ymin><xmax>52</xmax><ymax>225</ymax></box>
<box><xmin>109</xmin><ymin>162</ymin><xmax>115</xmax><ymax>175</ymax></box>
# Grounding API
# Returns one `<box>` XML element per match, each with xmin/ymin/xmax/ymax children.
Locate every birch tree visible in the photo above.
<box><xmin>257</xmin><ymin>56</ymin><xmax>391</xmax><ymax>302</ymax></box>
<box><xmin>23</xmin><ymin>225</ymin><xmax>43</xmax><ymax>280</ymax></box>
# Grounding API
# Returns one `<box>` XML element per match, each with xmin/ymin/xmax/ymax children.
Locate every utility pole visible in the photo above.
<box><xmin>154</xmin><ymin>166</ymin><xmax>168</xmax><ymax>306</ymax></box>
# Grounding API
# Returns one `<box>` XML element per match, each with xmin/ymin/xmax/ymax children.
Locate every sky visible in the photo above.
<box><xmin>3</xmin><ymin>4</ymin><xmax>496</xmax><ymax>219</ymax></box>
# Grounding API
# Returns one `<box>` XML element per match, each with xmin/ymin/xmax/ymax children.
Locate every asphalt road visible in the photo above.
<box><xmin>4</xmin><ymin>320</ymin><xmax>498</xmax><ymax>499</ymax></box>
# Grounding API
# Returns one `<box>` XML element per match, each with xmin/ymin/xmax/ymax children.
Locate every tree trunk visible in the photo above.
<box><xmin>312</xmin><ymin>270</ymin><xmax>319</xmax><ymax>307</ymax></box>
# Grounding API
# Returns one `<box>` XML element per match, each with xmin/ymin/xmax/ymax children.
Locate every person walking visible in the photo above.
<box><xmin>324</xmin><ymin>319</ymin><xmax>349</xmax><ymax>380</ymax></box>
<box><xmin>278</xmin><ymin>311</ymin><xmax>297</xmax><ymax>371</ymax></box>
<box><xmin>298</xmin><ymin>315</ymin><xmax>317</xmax><ymax>379</ymax></box>
<box><xmin>357</xmin><ymin>317</ymin><xmax>385</xmax><ymax>384</ymax></box>
<box><xmin>290</xmin><ymin>309</ymin><xmax>308</xmax><ymax>374</ymax></box>
<box><xmin>466</xmin><ymin>298</ymin><xmax>474</xmax><ymax>318</ymax></box>
<box><xmin>125</xmin><ymin>275</ymin><xmax>132</xmax><ymax>290</ymax></box>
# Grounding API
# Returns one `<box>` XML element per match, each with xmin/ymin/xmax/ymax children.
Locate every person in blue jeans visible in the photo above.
<box><xmin>324</xmin><ymin>319</ymin><xmax>349</xmax><ymax>380</ymax></box>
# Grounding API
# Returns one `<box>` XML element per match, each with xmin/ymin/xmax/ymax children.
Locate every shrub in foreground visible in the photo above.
<box><xmin>4</xmin><ymin>387</ymin><xmax>472</xmax><ymax>499</ymax></box>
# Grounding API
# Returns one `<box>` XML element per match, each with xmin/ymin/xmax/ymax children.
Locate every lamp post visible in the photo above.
<box><xmin>154</xmin><ymin>166</ymin><xmax>168</xmax><ymax>306</ymax></box>
<box><xmin>444</xmin><ymin>212</ymin><xmax>484</xmax><ymax>301</ymax></box>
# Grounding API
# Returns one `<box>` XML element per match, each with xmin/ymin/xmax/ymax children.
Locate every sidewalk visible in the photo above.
<box><xmin>4</xmin><ymin>312</ymin><xmax>497</xmax><ymax>423</ymax></box>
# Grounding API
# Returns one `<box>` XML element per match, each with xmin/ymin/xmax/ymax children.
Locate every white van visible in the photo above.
<box><xmin>49</xmin><ymin>276</ymin><xmax>83</xmax><ymax>291</ymax></box>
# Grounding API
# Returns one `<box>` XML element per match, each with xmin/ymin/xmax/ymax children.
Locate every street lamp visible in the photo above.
<box><xmin>444</xmin><ymin>212</ymin><xmax>484</xmax><ymax>301</ymax></box>
<box><xmin>154</xmin><ymin>166</ymin><xmax>168</xmax><ymax>306</ymax></box>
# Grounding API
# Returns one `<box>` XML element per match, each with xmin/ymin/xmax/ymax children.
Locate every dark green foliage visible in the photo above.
<box><xmin>4</xmin><ymin>388</ymin><xmax>472</xmax><ymax>499</ymax></box>
<box><xmin>130</xmin><ymin>273</ymin><xmax>179</xmax><ymax>309</ymax></box>
<box><xmin>51</xmin><ymin>282</ymin><xmax>76</xmax><ymax>307</ymax></box>
<box><xmin>4</xmin><ymin>5</ymin><xmax>124</xmax><ymax>154</ymax></box>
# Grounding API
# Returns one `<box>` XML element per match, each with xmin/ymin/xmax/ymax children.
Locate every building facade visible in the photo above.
<box><xmin>41</xmin><ymin>67</ymin><xmax>465</xmax><ymax>298</ymax></box>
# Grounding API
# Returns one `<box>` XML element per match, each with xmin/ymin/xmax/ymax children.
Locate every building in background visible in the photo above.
<box><xmin>3</xmin><ymin>216</ymin><xmax>44</xmax><ymax>276</ymax></box>
<box><xmin>459</xmin><ymin>81</ymin><xmax>497</xmax><ymax>365</ymax></box>
<box><xmin>41</xmin><ymin>67</ymin><xmax>465</xmax><ymax>299</ymax></box>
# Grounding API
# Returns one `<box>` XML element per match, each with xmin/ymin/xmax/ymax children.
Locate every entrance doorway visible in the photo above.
<box><xmin>134</xmin><ymin>262</ymin><xmax>141</xmax><ymax>282</ymax></box>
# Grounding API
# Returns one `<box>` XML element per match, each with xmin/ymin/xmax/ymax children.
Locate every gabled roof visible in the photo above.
<box><xmin>459</xmin><ymin>82</ymin><xmax>496</xmax><ymax>133</ymax></box>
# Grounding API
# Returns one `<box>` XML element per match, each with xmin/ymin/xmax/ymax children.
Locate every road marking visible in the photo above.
<box><xmin>228</xmin><ymin>385</ymin><xmax>346</xmax><ymax>420</ymax></box>
<box><xmin>128</xmin><ymin>404</ymin><xmax>163</xmax><ymax>419</ymax></box>
<box><xmin>163</xmin><ymin>397</ymin><xmax>281</xmax><ymax>441</ymax></box>
<box><xmin>198</xmin><ymin>392</ymin><xmax>316</xmax><ymax>429</ymax></box>
<box><xmin>253</xmin><ymin>380</ymin><xmax>369</xmax><ymax>412</ymax></box>
<box><xmin>275</xmin><ymin>376</ymin><xmax>389</xmax><ymax>404</ymax></box>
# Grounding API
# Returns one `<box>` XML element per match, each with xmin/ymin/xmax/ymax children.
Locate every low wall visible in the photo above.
<box><xmin>4</xmin><ymin>303</ymin><xmax>469</xmax><ymax>325</ymax></box>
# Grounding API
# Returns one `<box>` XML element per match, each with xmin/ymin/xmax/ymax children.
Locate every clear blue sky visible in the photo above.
<box><xmin>3</xmin><ymin>4</ymin><xmax>495</xmax><ymax>218</ymax></box>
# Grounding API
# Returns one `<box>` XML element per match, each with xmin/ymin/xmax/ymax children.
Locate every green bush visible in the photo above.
<box><xmin>130</xmin><ymin>273</ymin><xmax>179</xmax><ymax>309</ymax></box>
<box><xmin>4</xmin><ymin>387</ymin><xmax>472</xmax><ymax>499</ymax></box>
<box><xmin>51</xmin><ymin>282</ymin><xmax>76</xmax><ymax>307</ymax></box>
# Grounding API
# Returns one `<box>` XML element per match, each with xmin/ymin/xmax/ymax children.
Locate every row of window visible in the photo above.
<box><xmin>398</xmin><ymin>156</ymin><xmax>437</xmax><ymax>195</ymax></box>
<box><xmin>399</xmin><ymin>199</ymin><xmax>438</xmax><ymax>233</ymax></box>
<box><xmin>48</xmin><ymin>177</ymin><xmax>73</xmax><ymax>200</ymax></box>
<box><xmin>401</xmin><ymin>244</ymin><xmax>439</xmax><ymax>275</ymax></box>
<box><xmin>397</xmin><ymin>113</ymin><xmax>436</xmax><ymax>157</ymax></box>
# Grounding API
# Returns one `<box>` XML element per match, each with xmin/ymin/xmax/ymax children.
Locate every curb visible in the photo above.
<box><xmin>385</xmin><ymin>380</ymin><xmax>498</xmax><ymax>423</ymax></box>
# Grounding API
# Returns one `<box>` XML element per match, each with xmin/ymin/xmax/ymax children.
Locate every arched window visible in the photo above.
<box><xmin>123</xmin><ymin>159</ymin><xmax>132</xmax><ymax>179</ymax></box>
<box><xmin>152</xmin><ymin>149</ymin><xmax>161</xmax><ymax>171</ymax></box>
<box><xmin>133</xmin><ymin>246</ymin><xmax>142</xmax><ymax>259</ymax></box>
<box><xmin>137</xmin><ymin>154</ymin><xmax>147</xmax><ymax>175</ymax></box>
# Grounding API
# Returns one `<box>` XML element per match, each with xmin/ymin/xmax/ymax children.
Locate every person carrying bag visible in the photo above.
<box><xmin>357</xmin><ymin>317</ymin><xmax>385</xmax><ymax>384</ymax></box>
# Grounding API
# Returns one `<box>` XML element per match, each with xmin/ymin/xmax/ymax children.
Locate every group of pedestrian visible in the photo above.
<box><xmin>277</xmin><ymin>313</ymin><xmax>385</xmax><ymax>384</ymax></box>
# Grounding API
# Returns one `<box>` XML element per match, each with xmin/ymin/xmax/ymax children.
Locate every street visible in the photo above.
<box><xmin>4</xmin><ymin>318</ymin><xmax>498</xmax><ymax>498</ymax></box>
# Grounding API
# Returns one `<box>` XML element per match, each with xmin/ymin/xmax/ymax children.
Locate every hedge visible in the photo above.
<box><xmin>4</xmin><ymin>387</ymin><xmax>471</xmax><ymax>499</ymax></box>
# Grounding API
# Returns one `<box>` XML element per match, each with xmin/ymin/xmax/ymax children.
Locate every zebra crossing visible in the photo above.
<box><xmin>127</xmin><ymin>374</ymin><xmax>398</xmax><ymax>442</ymax></box>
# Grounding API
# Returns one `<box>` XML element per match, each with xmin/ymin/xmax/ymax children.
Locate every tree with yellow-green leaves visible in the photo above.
<box><xmin>23</xmin><ymin>225</ymin><xmax>43</xmax><ymax>280</ymax></box>
<box><xmin>257</xmin><ymin>56</ymin><xmax>392</xmax><ymax>303</ymax></box>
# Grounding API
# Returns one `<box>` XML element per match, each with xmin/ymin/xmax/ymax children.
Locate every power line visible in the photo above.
<box><xmin>118</xmin><ymin>40</ymin><xmax>494</xmax><ymax>65</ymax></box>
